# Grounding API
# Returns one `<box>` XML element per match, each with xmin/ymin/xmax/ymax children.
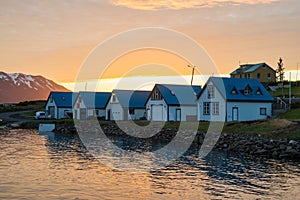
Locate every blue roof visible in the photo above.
<box><xmin>230</xmin><ymin>63</ymin><xmax>275</xmax><ymax>75</ymax></box>
<box><xmin>200</xmin><ymin>77</ymin><xmax>274</xmax><ymax>102</ymax></box>
<box><xmin>78</xmin><ymin>91</ymin><xmax>111</xmax><ymax>109</ymax></box>
<box><xmin>48</xmin><ymin>91</ymin><xmax>76</xmax><ymax>108</ymax></box>
<box><xmin>155</xmin><ymin>84</ymin><xmax>201</xmax><ymax>105</ymax></box>
<box><xmin>113</xmin><ymin>90</ymin><xmax>151</xmax><ymax>108</ymax></box>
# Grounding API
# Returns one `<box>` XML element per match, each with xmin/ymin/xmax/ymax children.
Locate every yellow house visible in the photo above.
<box><xmin>230</xmin><ymin>63</ymin><xmax>276</xmax><ymax>83</ymax></box>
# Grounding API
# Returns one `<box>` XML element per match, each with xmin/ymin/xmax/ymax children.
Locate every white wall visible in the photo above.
<box><xmin>146</xmin><ymin>99</ymin><xmax>168</xmax><ymax>121</ymax></box>
<box><xmin>45</xmin><ymin>99</ymin><xmax>57</xmax><ymax>118</ymax></box>
<box><xmin>46</xmin><ymin>98</ymin><xmax>72</xmax><ymax>119</ymax></box>
<box><xmin>146</xmin><ymin>99</ymin><xmax>197</xmax><ymax>122</ymax></box>
<box><xmin>105</xmin><ymin>102</ymin><xmax>111</xmax><ymax>120</ymax></box>
<box><xmin>226</xmin><ymin>102</ymin><xmax>272</xmax><ymax>122</ymax></box>
<box><xmin>97</xmin><ymin>109</ymin><xmax>106</xmax><ymax>117</ymax></box>
<box><xmin>169</xmin><ymin>105</ymin><xmax>197</xmax><ymax>121</ymax></box>
<box><xmin>57</xmin><ymin>108</ymin><xmax>72</xmax><ymax>119</ymax></box>
<box><xmin>198</xmin><ymin>81</ymin><xmax>226</xmax><ymax>122</ymax></box>
<box><xmin>110</xmin><ymin>102</ymin><xmax>124</xmax><ymax>121</ymax></box>
<box><xmin>129</xmin><ymin>109</ymin><xmax>146</xmax><ymax>120</ymax></box>
<box><xmin>73</xmin><ymin>95</ymin><xmax>87</xmax><ymax>120</ymax></box>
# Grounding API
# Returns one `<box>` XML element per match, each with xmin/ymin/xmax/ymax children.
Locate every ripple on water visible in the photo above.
<box><xmin>0</xmin><ymin>129</ymin><xmax>299</xmax><ymax>199</ymax></box>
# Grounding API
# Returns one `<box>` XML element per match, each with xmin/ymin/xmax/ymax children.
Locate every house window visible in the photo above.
<box><xmin>244</xmin><ymin>85</ymin><xmax>252</xmax><ymax>95</ymax></box>
<box><xmin>212</xmin><ymin>102</ymin><xmax>219</xmax><ymax>115</ymax></box>
<box><xmin>207</xmin><ymin>85</ymin><xmax>215</xmax><ymax>98</ymax></box>
<box><xmin>260</xmin><ymin>108</ymin><xmax>267</xmax><ymax>115</ymax></box>
<box><xmin>50</xmin><ymin>96</ymin><xmax>53</xmax><ymax>103</ymax></box>
<box><xmin>129</xmin><ymin>108</ymin><xmax>135</xmax><ymax>115</ymax></box>
<box><xmin>203</xmin><ymin>102</ymin><xmax>210</xmax><ymax>115</ymax></box>
<box><xmin>244</xmin><ymin>89</ymin><xmax>250</xmax><ymax>95</ymax></box>
<box><xmin>151</xmin><ymin>89</ymin><xmax>162</xmax><ymax>100</ymax></box>
<box><xmin>240</xmin><ymin>75</ymin><xmax>242</xmax><ymax>78</ymax></box>
<box><xmin>256</xmin><ymin>88</ymin><xmax>262</xmax><ymax>95</ymax></box>
<box><xmin>267</xmin><ymin>73</ymin><xmax>271</xmax><ymax>80</ymax></box>
<box><xmin>257</xmin><ymin>73</ymin><xmax>261</xmax><ymax>79</ymax></box>
<box><xmin>247</xmin><ymin>74</ymin><xmax>250</xmax><ymax>78</ymax></box>
<box><xmin>231</xmin><ymin>87</ymin><xmax>238</xmax><ymax>94</ymax></box>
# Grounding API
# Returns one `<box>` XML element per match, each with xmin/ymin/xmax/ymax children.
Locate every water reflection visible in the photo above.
<box><xmin>0</xmin><ymin>129</ymin><xmax>299</xmax><ymax>199</ymax></box>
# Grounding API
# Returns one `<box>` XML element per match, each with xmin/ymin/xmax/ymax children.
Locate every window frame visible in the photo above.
<box><xmin>212</xmin><ymin>102</ymin><xmax>219</xmax><ymax>115</ymax></box>
<box><xmin>260</xmin><ymin>107</ymin><xmax>267</xmax><ymax>115</ymax></box>
<box><xmin>203</xmin><ymin>102</ymin><xmax>210</xmax><ymax>115</ymax></box>
<box><xmin>207</xmin><ymin>85</ymin><xmax>215</xmax><ymax>99</ymax></box>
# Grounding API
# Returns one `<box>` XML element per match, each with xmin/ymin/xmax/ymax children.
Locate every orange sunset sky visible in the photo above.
<box><xmin>1</xmin><ymin>0</ymin><xmax>300</xmax><ymax>89</ymax></box>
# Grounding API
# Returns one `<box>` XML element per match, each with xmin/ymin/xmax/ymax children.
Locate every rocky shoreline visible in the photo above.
<box><xmin>1</xmin><ymin>120</ymin><xmax>298</xmax><ymax>162</ymax></box>
<box><xmin>52</xmin><ymin>122</ymin><xmax>300</xmax><ymax>162</ymax></box>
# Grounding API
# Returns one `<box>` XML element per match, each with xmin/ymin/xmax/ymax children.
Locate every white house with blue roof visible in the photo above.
<box><xmin>45</xmin><ymin>91</ymin><xmax>76</xmax><ymax>119</ymax></box>
<box><xmin>106</xmin><ymin>90</ymin><xmax>151</xmax><ymax>121</ymax></box>
<box><xmin>197</xmin><ymin>77</ymin><xmax>274</xmax><ymax>122</ymax></box>
<box><xmin>73</xmin><ymin>91</ymin><xmax>111</xmax><ymax>120</ymax></box>
<box><xmin>146</xmin><ymin>84</ymin><xmax>201</xmax><ymax>121</ymax></box>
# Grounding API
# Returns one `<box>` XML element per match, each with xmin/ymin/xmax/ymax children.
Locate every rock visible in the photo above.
<box><xmin>280</xmin><ymin>144</ymin><xmax>287</xmax><ymax>150</ymax></box>
<box><xmin>285</xmin><ymin>149</ymin><xmax>300</xmax><ymax>157</ymax></box>
<box><xmin>10</xmin><ymin>123</ymin><xmax>20</xmax><ymax>128</ymax></box>
<box><xmin>272</xmin><ymin>151</ymin><xmax>278</xmax><ymax>159</ymax></box>
<box><xmin>0</xmin><ymin>125</ymin><xmax>9</xmax><ymax>130</ymax></box>
<box><xmin>289</xmin><ymin>140</ymin><xmax>297</xmax><ymax>144</ymax></box>
<box><xmin>255</xmin><ymin>149</ymin><xmax>268</xmax><ymax>155</ymax></box>
<box><xmin>286</xmin><ymin>146</ymin><xmax>293</xmax><ymax>151</ymax></box>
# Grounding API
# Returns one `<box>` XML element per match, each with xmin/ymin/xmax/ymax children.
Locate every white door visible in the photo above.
<box><xmin>151</xmin><ymin>105</ymin><xmax>163</xmax><ymax>121</ymax></box>
<box><xmin>232</xmin><ymin>107</ymin><xmax>238</xmax><ymax>121</ymax></box>
<box><xmin>176</xmin><ymin>109</ymin><xmax>181</xmax><ymax>122</ymax></box>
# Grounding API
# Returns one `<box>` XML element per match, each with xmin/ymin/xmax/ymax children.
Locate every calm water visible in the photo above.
<box><xmin>0</xmin><ymin>129</ymin><xmax>299</xmax><ymax>200</ymax></box>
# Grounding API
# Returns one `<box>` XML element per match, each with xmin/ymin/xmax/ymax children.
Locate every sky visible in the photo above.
<box><xmin>0</xmin><ymin>0</ymin><xmax>300</xmax><ymax>91</ymax></box>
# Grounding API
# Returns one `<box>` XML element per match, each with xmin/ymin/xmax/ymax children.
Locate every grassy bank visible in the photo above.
<box><xmin>0</xmin><ymin>100</ymin><xmax>45</xmax><ymax>113</ymax></box>
<box><xmin>270</xmin><ymin>86</ymin><xmax>300</xmax><ymax>98</ymax></box>
<box><xmin>13</xmin><ymin>103</ymin><xmax>299</xmax><ymax>141</ymax></box>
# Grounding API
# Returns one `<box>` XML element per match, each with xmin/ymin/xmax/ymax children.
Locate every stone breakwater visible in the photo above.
<box><xmin>54</xmin><ymin>123</ymin><xmax>300</xmax><ymax>162</ymax></box>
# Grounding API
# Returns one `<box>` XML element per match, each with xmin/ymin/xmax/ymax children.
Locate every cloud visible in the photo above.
<box><xmin>111</xmin><ymin>0</ymin><xmax>277</xmax><ymax>10</ymax></box>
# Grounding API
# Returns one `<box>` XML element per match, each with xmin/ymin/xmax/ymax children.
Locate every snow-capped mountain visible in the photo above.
<box><xmin>0</xmin><ymin>71</ymin><xmax>70</xmax><ymax>104</ymax></box>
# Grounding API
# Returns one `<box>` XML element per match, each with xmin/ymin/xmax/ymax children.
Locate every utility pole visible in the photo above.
<box><xmin>289</xmin><ymin>72</ymin><xmax>292</xmax><ymax>110</ymax></box>
<box><xmin>187</xmin><ymin>65</ymin><xmax>196</xmax><ymax>86</ymax></box>
<box><xmin>296</xmin><ymin>63</ymin><xmax>299</xmax><ymax>87</ymax></box>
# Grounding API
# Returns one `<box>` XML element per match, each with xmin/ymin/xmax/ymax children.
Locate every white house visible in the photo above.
<box><xmin>145</xmin><ymin>84</ymin><xmax>201</xmax><ymax>121</ymax></box>
<box><xmin>45</xmin><ymin>91</ymin><xmax>76</xmax><ymax>119</ymax></box>
<box><xmin>197</xmin><ymin>77</ymin><xmax>274</xmax><ymax>122</ymax></box>
<box><xmin>106</xmin><ymin>90</ymin><xmax>151</xmax><ymax>121</ymax></box>
<box><xmin>73</xmin><ymin>91</ymin><xmax>111</xmax><ymax>120</ymax></box>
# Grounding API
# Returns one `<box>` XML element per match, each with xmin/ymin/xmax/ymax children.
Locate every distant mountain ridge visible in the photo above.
<box><xmin>0</xmin><ymin>71</ymin><xmax>70</xmax><ymax>104</ymax></box>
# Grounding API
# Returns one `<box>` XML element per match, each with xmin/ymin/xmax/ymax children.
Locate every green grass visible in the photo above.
<box><xmin>276</xmin><ymin>108</ymin><xmax>300</xmax><ymax>119</ymax></box>
<box><xmin>223</xmin><ymin>122</ymin><xmax>276</xmax><ymax>135</ymax></box>
<box><xmin>0</xmin><ymin>100</ymin><xmax>46</xmax><ymax>113</ymax></box>
<box><xmin>270</xmin><ymin>86</ymin><xmax>300</xmax><ymax>98</ymax></box>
